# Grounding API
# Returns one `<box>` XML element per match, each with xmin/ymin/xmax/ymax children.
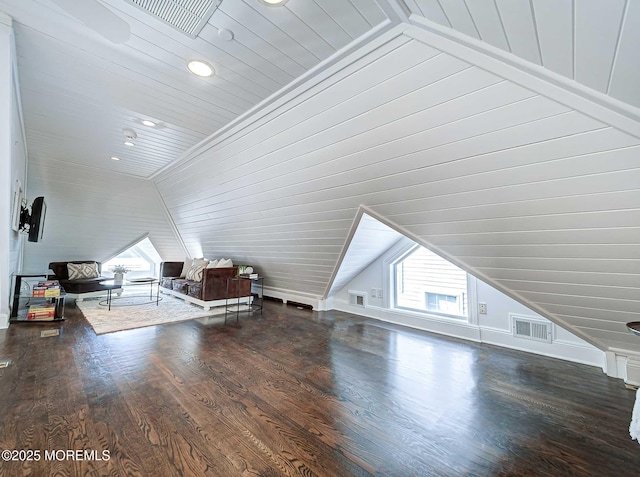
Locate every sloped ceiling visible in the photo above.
<box><xmin>5</xmin><ymin>1</ymin><xmax>640</xmax><ymax>353</ymax></box>
<box><xmin>0</xmin><ymin>0</ymin><xmax>391</xmax><ymax>177</ymax></box>
<box><xmin>155</xmin><ymin>27</ymin><xmax>640</xmax><ymax>353</ymax></box>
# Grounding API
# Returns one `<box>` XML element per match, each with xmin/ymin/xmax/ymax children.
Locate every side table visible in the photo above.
<box><xmin>225</xmin><ymin>275</ymin><xmax>264</xmax><ymax>322</ymax></box>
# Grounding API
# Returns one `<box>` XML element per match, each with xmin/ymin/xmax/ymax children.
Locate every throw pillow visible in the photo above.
<box><xmin>180</xmin><ymin>258</ymin><xmax>194</xmax><ymax>278</ymax></box>
<box><xmin>216</xmin><ymin>258</ymin><xmax>233</xmax><ymax>268</ymax></box>
<box><xmin>67</xmin><ymin>262</ymin><xmax>99</xmax><ymax>280</ymax></box>
<box><xmin>206</xmin><ymin>259</ymin><xmax>219</xmax><ymax>269</ymax></box>
<box><xmin>186</xmin><ymin>263</ymin><xmax>206</xmax><ymax>282</ymax></box>
<box><xmin>192</xmin><ymin>258</ymin><xmax>209</xmax><ymax>268</ymax></box>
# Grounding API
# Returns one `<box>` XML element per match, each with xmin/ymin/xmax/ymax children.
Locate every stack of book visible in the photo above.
<box><xmin>31</xmin><ymin>280</ymin><xmax>61</xmax><ymax>297</ymax></box>
<box><xmin>240</xmin><ymin>273</ymin><xmax>259</xmax><ymax>279</ymax></box>
<box><xmin>27</xmin><ymin>303</ymin><xmax>56</xmax><ymax>321</ymax></box>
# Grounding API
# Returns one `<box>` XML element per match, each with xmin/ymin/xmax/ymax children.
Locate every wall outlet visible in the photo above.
<box><xmin>377</xmin><ymin>289</ymin><xmax>382</xmax><ymax>299</ymax></box>
<box><xmin>478</xmin><ymin>303</ymin><xmax>487</xmax><ymax>314</ymax></box>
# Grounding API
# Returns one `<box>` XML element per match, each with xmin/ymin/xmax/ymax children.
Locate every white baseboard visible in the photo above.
<box><xmin>263</xmin><ymin>286</ymin><xmax>322</xmax><ymax>310</ymax></box>
<box><xmin>332</xmin><ymin>299</ymin><xmax>604</xmax><ymax>368</ymax></box>
<box><xmin>479</xmin><ymin>326</ymin><xmax>604</xmax><ymax>368</ymax></box>
<box><xmin>0</xmin><ymin>313</ymin><xmax>8</xmax><ymax>329</ymax></box>
<box><xmin>605</xmin><ymin>348</ymin><xmax>640</xmax><ymax>385</ymax></box>
<box><xmin>332</xmin><ymin>299</ymin><xmax>482</xmax><ymax>342</ymax></box>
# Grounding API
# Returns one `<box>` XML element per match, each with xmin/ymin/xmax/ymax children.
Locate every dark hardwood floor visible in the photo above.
<box><xmin>0</xmin><ymin>301</ymin><xmax>638</xmax><ymax>476</ymax></box>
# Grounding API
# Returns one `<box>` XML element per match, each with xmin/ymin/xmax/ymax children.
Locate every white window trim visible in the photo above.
<box><xmin>383</xmin><ymin>238</ymin><xmax>478</xmax><ymax>324</ymax></box>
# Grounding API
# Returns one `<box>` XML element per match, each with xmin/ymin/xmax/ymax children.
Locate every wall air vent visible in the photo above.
<box><xmin>511</xmin><ymin>314</ymin><xmax>552</xmax><ymax>343</ymax></box>
<box><xmin>349</xmin><ymin>290</ymin><xmax>367</xmax><ymax>307</ymax></box>
<box><xmin>125</xmin><ymin>0</ymin><xmax>221</xmax><ymax>38</ymax></box>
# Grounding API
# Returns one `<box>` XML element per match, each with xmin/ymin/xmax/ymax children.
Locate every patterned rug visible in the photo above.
<box><xmin>77</xmin><ymin>294</ymin><xmax>245</xmax><ymax>335</ymax></box>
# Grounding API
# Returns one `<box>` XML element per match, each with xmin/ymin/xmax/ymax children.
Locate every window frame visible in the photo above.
<box><xmin>384</xmin><ymin>241</ymin><xmax>478</xmax><ymax>324</ymax></box>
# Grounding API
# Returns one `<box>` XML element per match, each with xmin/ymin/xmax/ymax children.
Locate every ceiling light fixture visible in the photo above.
<box><xmin>123</xmin><ymin>128</ymin><xmax>137</xmax><ymax>140</ymax></box>
<box><xmin>141</xmin><ymin>119</ymin><xmax>157</xmax><ymax>127</ymax></box>
<box><xmin>260</xmin><ymin>0</ymin><xmax>288</xmax><ymax>5</ymax></box>
<box><xmin>110</xmin><ymin>156</ymin><xmax>121</xmax><ymax>161</ymax></box>
<box><xmin>188</xmin><ymin>60</ymin><xmax>214</xmax><ymax>77</ymax></box>
<box><xmin>124</xmin><ymin>141</ymin><xmax>135</xmax><ymax>147</ymax></box>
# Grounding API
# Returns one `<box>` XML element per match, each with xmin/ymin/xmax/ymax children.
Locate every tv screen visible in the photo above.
<box><xmin>28</xmin><ymin>196</ymin><xmax>46</xmax><ymax>242</ymax></box>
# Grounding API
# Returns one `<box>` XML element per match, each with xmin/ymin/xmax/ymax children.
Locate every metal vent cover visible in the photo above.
<box><xmin>125</xmin><ymin>0</ymin><xmax>221</xmax><ymax>38</ymax></box>
<box><xmin>511</xmin><ymin>314</ymin><xmax>552</xmax><ymax>343</ymax></box>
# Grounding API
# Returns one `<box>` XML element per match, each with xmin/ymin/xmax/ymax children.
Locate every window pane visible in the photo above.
<box><xmin>395</xmin><ymin>246</ymin><xmax>467</xmax><ymax>317</ymax></box>
<box><xmin>103</xmin><ymin>237</ymin><xmax>162</xmax><ymax>277</ymax></box>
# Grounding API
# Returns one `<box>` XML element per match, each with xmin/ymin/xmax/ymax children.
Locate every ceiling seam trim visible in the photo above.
<box><xmin>406</xmin><ymin>14</ymin><xmax>640</xmax><ymax>139</ymax></box>
<box><xmin>150</xmin><ymin>21</ymin><xmax>408</xmax><ymax>181</ymax></box>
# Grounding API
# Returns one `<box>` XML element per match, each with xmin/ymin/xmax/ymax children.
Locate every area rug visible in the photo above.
<box><xmin>77</xmin><ymin>294</ymin><xmax>244</xmax><ymax>335</ymax></box>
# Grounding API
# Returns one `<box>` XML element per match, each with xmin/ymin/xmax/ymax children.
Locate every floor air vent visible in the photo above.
<box><xmin>511</xmin><ymin>314</ymin><xmax>552</xmax><ymax>343</ymax></box>
<box><xmin>125</xmin><ymin>0</ymin><xmax>221</xmax><ymax>38</ymax></box>
<box><xmin>286</xmin><ymin>301</ymin><xmax>313</xmax><ymax>310</ymax></box>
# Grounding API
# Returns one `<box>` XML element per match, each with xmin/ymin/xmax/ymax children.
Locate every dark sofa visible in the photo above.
<box><xmin>48</xmin><ymin>260</ymin><xmax>108</xmax><ymax>298</ymax></box>
<box><xmin>160</xmin><ymin>262</ymin><xmax>251</xmax><ymax>309</ymax></box>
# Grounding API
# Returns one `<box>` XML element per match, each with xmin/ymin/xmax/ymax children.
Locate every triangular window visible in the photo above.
<box><xmin>103</xmin><ymin>237</ymin><xmax>162</xmax><ymax>278</ymax></box>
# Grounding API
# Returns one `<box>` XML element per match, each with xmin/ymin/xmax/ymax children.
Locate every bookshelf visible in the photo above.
<box><xmin>10</xmin><ymin>273</ymin><xmax>66</xmax><ymax>323</ymax></box>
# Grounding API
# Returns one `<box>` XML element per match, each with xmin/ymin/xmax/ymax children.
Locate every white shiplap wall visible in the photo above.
<box><xmin>1</xmin><ymin>14</ymin><xmax>17</xmax><ymax>328</ymax></box>
<box><xmin>23</xmin><ymin>160</ymin><xmax>186</xmax><ymax>272</ymax></box>
<box><xmin>155</xmin><ymin>30</ymin><xmax>640</xmax><ymax>353</ymax></box>
<box><xmin>9</xmin><ymin>69</ymin><xmax>25</xmax><ymax>281</ymax></box>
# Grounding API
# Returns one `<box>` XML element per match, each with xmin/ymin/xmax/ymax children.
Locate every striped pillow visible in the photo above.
<box><xmin>186</xmin><ymin>263</ymin><xmax>206</xmax><ymax>282</ymax></box>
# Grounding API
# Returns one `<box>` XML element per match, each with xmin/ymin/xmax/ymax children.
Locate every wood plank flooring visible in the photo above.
<box><xmin>0</xmin><ymin>301</ymin><xmax>638</xmax><ymax>476</ymax></box>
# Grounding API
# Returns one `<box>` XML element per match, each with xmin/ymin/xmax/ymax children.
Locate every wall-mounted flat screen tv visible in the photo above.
<box><xmin>28</xmin><ymin>196</ymin><xmax>46</xmax><ymax>242</ymax></box>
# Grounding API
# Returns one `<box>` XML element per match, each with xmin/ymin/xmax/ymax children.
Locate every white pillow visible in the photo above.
<box><xmin>206</xmin><ymin>259</ymin><xmax>219</xmax><ymax>269</ymax></box>
<box><xmin>180</xmin><ymin>258</ymin><xmax>194</xmax><ymax>278</ymax></box>
<box><xmin>216</xmin><ymin>258</ymin><xmax>233</xmax><ymax>268</ymax></box>
<box><xmin>192</xmin><ymin>258</ymin><xmax>209</xmax><ymax>268</ymax></box>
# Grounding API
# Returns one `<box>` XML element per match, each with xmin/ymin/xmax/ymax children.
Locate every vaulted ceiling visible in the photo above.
<box><xmin>1</xmin><ymin>0</ymin><xmax>392</xmax><ymax>177</ymax></box>
<box><xmin>5</xmin><ymin>0</ymin><xmax>640</xmax><ymax>353</ymax></box>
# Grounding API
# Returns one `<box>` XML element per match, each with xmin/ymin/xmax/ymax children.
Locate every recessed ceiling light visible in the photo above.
<box><xmin>141</xmin><ymin>119</ymin><xmax>156</xmax><ymax>127</ymax></box>
<box><xmin>218</xmin><ymin>28</ymin><xmax>234</xmax><ymax>41</ymax></box>
<box><xmin>188</xmin><ymin>60</ymin><xmax>214</xmax><ymax>77</ymax></box>
<box><xmin>260</xmin><ymin>0</ymin><xmax>288</xmax><ymax>5</ymax></box>
<box><xmin>110</xmin><ymin>156</ymin><xmax>120</xmax><ymax>161</ymax></box>
<box><xmin>124</xmin><ymin>141</ymin><xmax>135</xmax><ymax>147</ymax></box>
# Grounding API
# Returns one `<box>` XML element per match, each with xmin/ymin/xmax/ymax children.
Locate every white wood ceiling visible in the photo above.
<box><xmin>0</xmin><ymin>0</ymin><xmax>389</xmax><ymax>177</ymax></box>
<box><xmin>4</xmin><ymin>0</ymin><xmax>640</xmax><ymax>179</ymax></box>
